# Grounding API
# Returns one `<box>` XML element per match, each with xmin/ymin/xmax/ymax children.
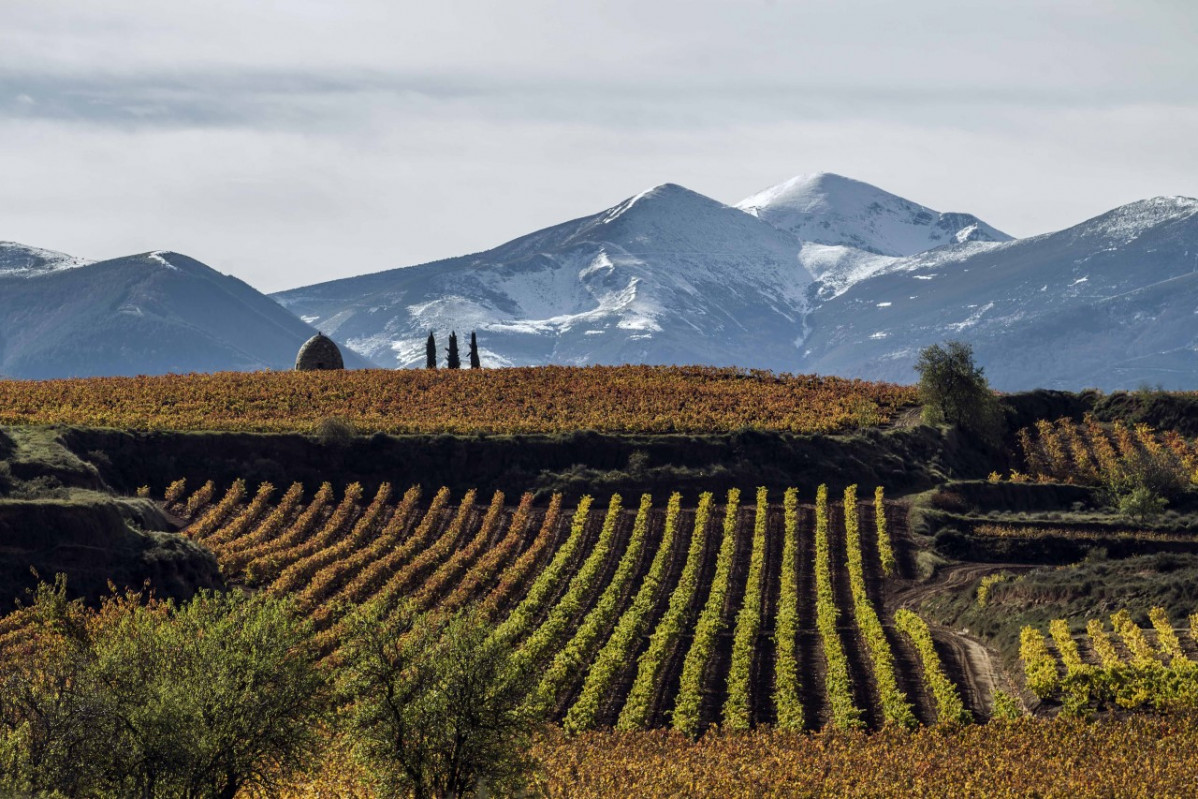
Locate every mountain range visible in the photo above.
<box><xmin>4</xmin><ymin>172</ymin><xmax>1197</xmax><ymax>390</ymax></box>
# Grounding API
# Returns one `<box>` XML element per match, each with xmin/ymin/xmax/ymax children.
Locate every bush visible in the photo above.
<box><xmin>0</xmin><ymin>579</ymin><xmax>327</xmax><ymax>798</ymax></box>
<box><xmin>338</xmin><ymin>600</ymin><xmax>535</xmax><ymax>798</ymax></box>
<box><xmin>313</xmin><ymin>416</ymin><xmax>356</xmax><ymax>446</ymax></box>
<box><xmin>1116</xmin><ymin>484</ymin><xmax>1168</xmax><ymax>524</ymax></box>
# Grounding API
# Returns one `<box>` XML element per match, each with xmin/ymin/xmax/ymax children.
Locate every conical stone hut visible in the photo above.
<box><xmin>295</xmin><ymin>332</ymin><xmax>344</xmax><ymax>371</ymax></box>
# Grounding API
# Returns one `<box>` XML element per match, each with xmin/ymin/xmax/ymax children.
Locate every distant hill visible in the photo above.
<box><xmin>0</xmin><ymin>247</ymin><xmax>374</xmax><ymax>378</ymax></box>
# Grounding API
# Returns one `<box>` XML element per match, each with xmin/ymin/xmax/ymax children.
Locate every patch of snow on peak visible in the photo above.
<box><xmin>148</xmin><ymin>251</ymin><xmax>180</xmax><ymax>271</ymax></box>
<box><xmin>1081</xmin><ymin>196</ymin><xmax>1198</xmax><ymax>246</ymax></box>
<box><xmin>736</xmin><ymin>172</ymin><xmax>1012</xmax><ymax>257</ymax></box>
<box><xmin>602</xmin><ymin>186</ymin><xmax>661</xmax><ymax>224</ymax></box>
<box><xmin>0</xmin><ymin>241</ymin><xmax>93</xmax><ymax>276</ymax></box>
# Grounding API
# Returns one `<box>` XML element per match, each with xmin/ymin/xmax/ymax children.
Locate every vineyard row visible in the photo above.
<box><xmin>156</xmin><ymin>479</ymin><xmax>976</xmax><ymax>732</ymax></box>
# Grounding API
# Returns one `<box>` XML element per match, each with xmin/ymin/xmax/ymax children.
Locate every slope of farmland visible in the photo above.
<box><xmin>0</xmin><ymin>365</ymin><xmax>915</xmax><ymax>435</ymax></box>
<box><xmin>166</xmin><ymin>479</ymin><xmax>981</xmax><ymax>733</ymax></box>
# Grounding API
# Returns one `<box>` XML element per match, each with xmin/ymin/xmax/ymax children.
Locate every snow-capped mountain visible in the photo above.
<box><xmin>0</xmin><ymin>249</ymin><xmax>374</xmax><ymax>378</ymax></box>
<box><xmin>738</xmin><ymin>172</ymin><xmax>1011</xmax><ymax>257</ymax></box>
<box><xmin>798</xmin><ymin>196</ymin><xmax>1198</xmax><ymax>390</ymax></box>
<box><xmin>275</xmin><ymin>183</ymin><xmax>816</xmax><ymax>369</ymax></box>
<box><xmin>0</xmin><ymin>242</ymin><xmax>92</xmax><ymax>277</ymax></box>
<box><xmin>273</xmin><ymin>178</ymin><xmax>1198</xmax><ymax>390</ymax></box>
<box><xmin>7</xmin><ymin>173</ymin><xmax>1198</xmax><ymax>391</ymax></box>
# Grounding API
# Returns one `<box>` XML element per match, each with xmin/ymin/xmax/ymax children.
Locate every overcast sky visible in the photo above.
<box><xmin>2</xmin><ymin>0</ymin><xmax>1196</xmax><ymax>292</ymax></box>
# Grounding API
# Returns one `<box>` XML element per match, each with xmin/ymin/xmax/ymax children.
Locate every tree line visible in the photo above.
<box><xmin>426</xmin><ymin>331</ymin><xmax>482</xmax><ymax>370</ymax></box>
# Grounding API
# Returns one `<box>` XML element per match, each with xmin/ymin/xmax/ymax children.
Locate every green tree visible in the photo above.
<box><xmin>426</xmin><ymin>333</ymin><xmax>437</xmax><ymax>369</ymax></box>
<box><xmin>1116</xmin><ymin>483</ymin><xmax>1168</xmax><ymax>523</ymax></box>
<box><xmin>338</xmin><ymin>601</ymin><xmax>535</xmax><ymax>799</ymax></box>
<box><xmin>0</xmin><ymin>577</ymin><xmax>114</xmax><ymax>797</ymax></box>
<box><xmin>468</xmin><ymin>331</ymin><xmax>481</xmax><ymax>370</ymax></box>
<box><xmin>914</xmin><ymin>340</ymin><xmax>1004</xmax><ymax>444</ymax></box>
<box><xmin>447</xmin><ymin>331</ymin><xmax>461</xmax><ymax>370</ymax></box>
<box><xmin>0</xmin><ymin>582</ymin><xmax>327</xmax><ymax>799</ymax></box>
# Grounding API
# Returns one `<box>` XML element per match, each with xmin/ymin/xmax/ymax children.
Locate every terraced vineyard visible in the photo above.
<box><xmin>1020</xmin><ymin>608</ymin><xmax>1198</xmax><ymax>714</ymax></box>
<box><xmin>170</xmin><ymin>479</ymin><xmax>977</xmax><ymax>731</ymax></box>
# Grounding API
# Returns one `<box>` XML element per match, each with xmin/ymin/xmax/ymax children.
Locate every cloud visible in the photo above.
<box><xmin>0</xmin><ymin>0</ymin><xmax>1195</xmax><ymax>293</ymax></box>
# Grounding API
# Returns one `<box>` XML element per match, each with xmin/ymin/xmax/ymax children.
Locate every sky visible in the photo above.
<box><xmin>1</xmin><ymin>0</ymin><xmax>1196</xmax><ymax>293</ymax></box>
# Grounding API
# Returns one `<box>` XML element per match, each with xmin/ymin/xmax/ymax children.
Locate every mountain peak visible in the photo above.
<box><xmin>1071</xmin><ymin>195</ymin><xmax>1198</xmax><ymax>245</ymax></box>
<box><xmin>0</xmin><ymin>241</ymin><xmax>92</xmax><ymax>277</ymax></box>
<box><xmin>600</xmin><ymin>182</ymin><xmax>724</xmax><ymax>224</ymax></box>
<box><xmin>737</xmin><ymin>173</ymin><xmax>1012</xmax><ymax>257</ymax></box>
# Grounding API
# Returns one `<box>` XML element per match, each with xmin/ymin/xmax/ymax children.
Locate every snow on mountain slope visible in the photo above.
<box><xmin>799</xmin><ymin>196</ymin><xmax>1198</xmax><ymax>390</ymax></box>
<box><xmin>738</xmin><ymin>172</ymin><xmax>1012</xmax><ymax>257</ymax></box>
<box><xmin>0</xmin><ymin>241</ymin><xmax>92</xmax><ymax>276</ymax></box>
<box><xmin>275</xmin><ymin>183</ymin><xmax>816</xmax><ymax>369</ymax></box>
<box><xmin>0</xmin><ymin>247</ymin><xmax>374</xmax><ymax>378</ymax></box>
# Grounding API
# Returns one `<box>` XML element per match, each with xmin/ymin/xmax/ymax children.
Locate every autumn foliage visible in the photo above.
<box><xmin>0</xmin><ymin>365</ymin><xmax>915</xmax><ymax>434</ymax></box>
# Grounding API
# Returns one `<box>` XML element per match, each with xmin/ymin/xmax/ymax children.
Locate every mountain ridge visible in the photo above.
<box><xmin>6</xmin><ymin>175</ymin><xmax>1198</xmax><ymax>390</ymax></box>
<box><xmin>737</xmin><ymin>172</ymin><xmax>1012</xmax><ymax>256</ymax></box>
<box><xmin>0</xmin><ymin>249</ymin><xmax>374</xmax><ymax>378</ymax></box>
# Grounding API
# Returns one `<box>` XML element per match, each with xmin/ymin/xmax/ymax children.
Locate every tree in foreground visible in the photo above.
<box><xmin>468</xmin><ymin>331</ymin><xmax>481</xmax><ymax>369</ymax></box>
<box><xmin>0</xmin><ymin>579</ymin><xmax>327</xmax><ymax>799</ymax></box>
<box><xmin>446</xmin><ymin>331</ymin><xmax>461</xmax><ymax>369</ymax></box>
<box><xmin>426</xmin><ymin>333</ymin><xmax>437</xmax><ymax>369</ymax></box>
<box><xmin>338</xmin><ymin>600</ymin><xmax>534</xmax><ymax>799</ymax></box>
<box><xmin>914</xmin><ymin>340</ymin><xmax>1004</xmax><ymax>444</ymax></box>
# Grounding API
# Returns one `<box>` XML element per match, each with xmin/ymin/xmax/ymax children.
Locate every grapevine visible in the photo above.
<box><xmin>617</xmin><ymin>492</ymin><xmax>712</xmax><ymax>731</ymax></box>
<box><xmin>722</xmin><ymin>487</ymin><xmax>768</xmax><ymax>730</ymax></box>
<box><xmin>814</xmin><ymin>484</ymin><xmax>864</xmax><ymax>730</ymax></box>
<box><xmin>533</xmin><ymin>494</ymin><xmax>654</xmax><ymax>717</ymax></box>
<box><xmin>672</xmin><ymin>489</ymin><xmax>742</xmax><ymax>737</ymax></box>
<box><xmin>843</xmin><ymin>484</ymin><xmax>915</xmax><ymax>728</ymax></box>
<box><xmin>874</xmin><ymin>486</ymin><xmax>896</xmax><ymax>576</ymax></box>
<box><xmin>771</xmin><ymin>487</ymin><xmax>802</xmax><ymax>730</ymax></box>
<box><xmin>564</xmin><ymin>493</ymin><xmax>682</xmax><ymax>733</ymax></box>
<box><xmin>490</xmin><ymin>496</ymin><xmax>593</xmax><ymax>647</ymax></box>
<box><xmin>509</xmin><ymin>494</ymin><xmax>623</xmax><ymax>680</ymax></box>
<box><xmin>897</xmin><ymin>610</ymin><xmax>970</xmax><ymax>725</ymax></box>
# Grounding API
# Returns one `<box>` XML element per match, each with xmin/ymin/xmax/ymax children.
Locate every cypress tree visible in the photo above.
<box><xmin>425</xmin><ymin>333</ymin><xmax>437</xmax><ymax>369</ymax></box>
<box><xmin>469</xmin><ymin>331</ymin><xmax>482</xmax><ymax>369</ymax></box>
<box><xmin>447</xmin><ymin>332</ymin><xmax>461</xmax><ymax>369</ymax></box>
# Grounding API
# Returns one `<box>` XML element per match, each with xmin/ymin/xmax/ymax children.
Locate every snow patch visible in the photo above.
<box><xmin>946</xmin><ymin>301</ymin><xmax>995</xmax><ymax>332</ymax></box>
<box><xmin>148</xmin><ymin>251</ymin><xmax>179</xmax><ymax>271</ymax></box>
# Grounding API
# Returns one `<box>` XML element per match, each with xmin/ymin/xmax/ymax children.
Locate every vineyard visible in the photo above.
<box><xmin>0</xmin><ymin>365</ymin><xmax>915</xmax><ymax>434</ymax></box>
<box><xmin>152</xmin><ymin>478</ymin><xmax>973</xmax><ymax>732</ymax></box>
<box><xmin>532</xmin><ymin>713</ymin><xmax>1198</xmax><ymax>798</ymax></box>
<box><xmin>1020</xmin><ymin>609</ymin><xmax>1198</xmax><ymax>714</ymax></box>
<box><xmin>1015</xmin><ymin>415</ymin><xmax>1198</xmax><ymax>487</ymax></box>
